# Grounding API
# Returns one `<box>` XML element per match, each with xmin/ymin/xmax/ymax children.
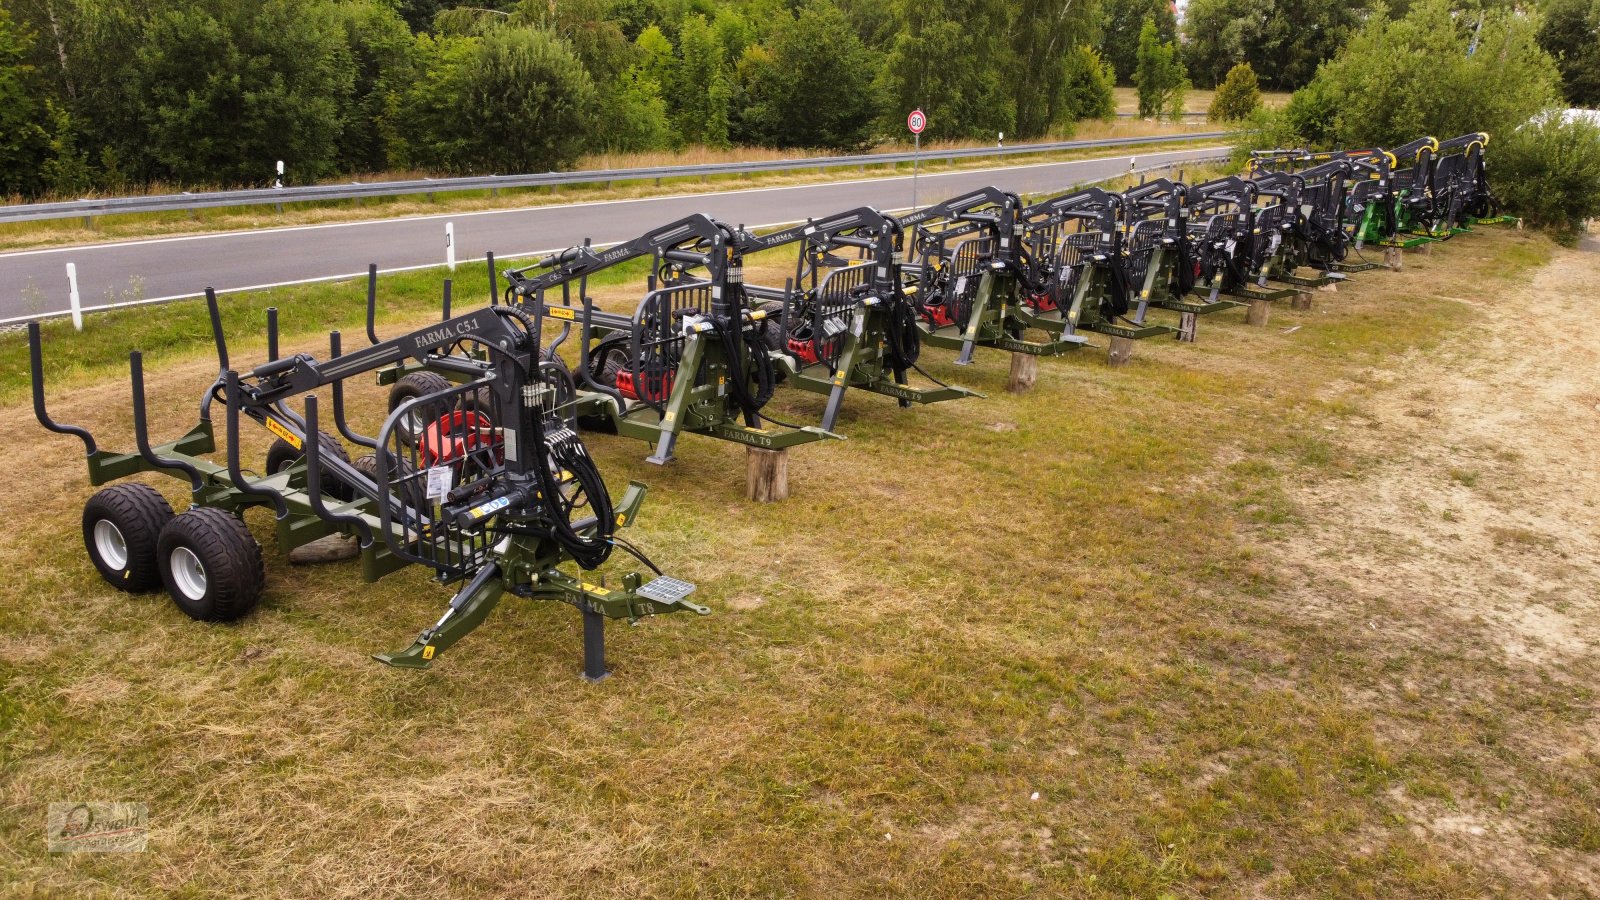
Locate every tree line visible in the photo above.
<box><xmin>0</xmin><ymin>0</ymin><xmax>1595</xmax><ymax>198</ymax></box>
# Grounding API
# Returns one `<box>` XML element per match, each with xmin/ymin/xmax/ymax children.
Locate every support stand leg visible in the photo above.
<box><xmin>1291</xmin><ymin>292</ymin><xmax>1313</xmax><ymax>311</ymax></box>
<box><xmin>1007</xmin><ymin>352</ymin><xmax>1038</xmax><ymax>393</ymax></box>
<box><xmin>1107</xmin><ymin>337</ymin><xmax>1135</xmax><ymax>367</ymax></box>
<box><xmin>1246</xmin><ymin>298</ymin><xmax>1271</xmax><ymax>328</ymax></box>
<box><xmin>1177</xmin><ymin>312</ymin><xmax>1198</xmax><ymax>343</ymax></box>
<box><xmin>746</xmin><ymin>447</ymin><xmax>789</xmax><ymax>503</ymax></box>
<box><xmin>582</xmin><ymin>608</ymin><xmax>610</xmax><ymax>683</ymax></box>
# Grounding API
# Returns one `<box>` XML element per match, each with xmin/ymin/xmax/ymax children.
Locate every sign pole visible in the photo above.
<box><xmin>907</xmin><ymin>108</ymin><xmax>927</xmax><ymax>212</ymax></box>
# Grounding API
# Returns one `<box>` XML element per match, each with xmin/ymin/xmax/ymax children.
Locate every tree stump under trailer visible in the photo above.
<box><xmin>1107</xmin><ymin>336</ymin><xmax>1135</xmax><ymax>367</ymax></box>
<box><xmin>1246</xmin><ymin>298</ymin><xmax>1271</xmax><ymax>327</ymax></box>
<box><xmin>1007</xmin><ymin>352</ymin><xmax>1038</xmax><ymax>393</ymax></box>
<box><xmin>746</xmin><ymin>448</ymin><xmax>789</xmax><ymax>503</ymax></box>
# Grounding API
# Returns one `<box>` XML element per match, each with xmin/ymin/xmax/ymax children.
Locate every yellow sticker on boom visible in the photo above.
<box><xmin>548</xmin><ymin>307</ymin><xmax>576</xmax><ymax>321</ymax></box>
<box><xmin>582</xmin><ymin>583</ymin><xmax>612</xmax><ymax>596</ymax></box>
<box><xmin>422</xmin><ymin>645</ymin><xmax>435</xmax><ymax>660</ymax></box>
<box><xmin>265</xmin><ymin>417</ymin><xmax>302</xmax><ymax>451</ymax></box>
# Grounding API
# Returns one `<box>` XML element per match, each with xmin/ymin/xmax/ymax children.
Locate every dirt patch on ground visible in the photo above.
<box><xmin>1275</xmin><ymin>243</ymin><xmax>1600</xmax><ymax>890</ymax></box>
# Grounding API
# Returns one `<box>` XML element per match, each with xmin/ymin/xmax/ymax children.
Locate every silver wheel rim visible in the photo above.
<box><xmin>93</xmin><ymin>520</ymin><xmax>128</xmax><ymax>570</ymax></box>
<box><xmin>169</xmin><ymin>547</ymin><xmax>207</xmax><ymax>601</ymax></box>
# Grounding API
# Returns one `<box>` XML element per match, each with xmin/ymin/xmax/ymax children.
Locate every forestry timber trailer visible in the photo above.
<box><xmin>1425</xmin><ymin>132</ymin><xmax>1511</xmax><ymax>234</ymax></box>
<box><xmin>1118</xmin><ymin>177</ymin><xmax>1243</xmax><ymax>341</ymax></box>
<box><xmin>1185</xmin><ymin>176</ymin><xmax>1302</xmax><ymax>305</ymax></box>
<box><xmin>899</xmin><ymin>186</ymin><xmax>1091</xmax><ymax>364</ymax></box>
<box><xmin>1380</xmin><ymin>136</ymin><xmax>1444</xmax><ymax>248</ymax></box>
<box><xmin>1013</xmin><ymin>186</ymin><xmax>1179</xmax><ymax>348</ymax></box>
<box><xmin>732</xmin><ymin>207</ymin><xmax>980</xmax><ymax>432</ymax></box>
<box><xmin>1246</xmin><ymin>163</ymin><xmax>1351</xmax><ymax>289</ymax></box>
<box><xmin>501</xmin><ymin>214</ymin><xmax>837</xmax><ymax>466</ymax></box>
<box><xmin>31</xmin><ymin>291</ymin><xmax>703</xmax><ymax>681</ymax></box>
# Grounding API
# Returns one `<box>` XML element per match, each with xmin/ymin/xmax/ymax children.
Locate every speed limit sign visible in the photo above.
<box><xmin>907</xmin><ymin>108</ymin><xmax>927</xmax><ymax>135</ymax></box>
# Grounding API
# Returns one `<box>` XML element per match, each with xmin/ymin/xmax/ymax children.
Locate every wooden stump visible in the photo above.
<box><xmin>1007</xmin><ymin>352</ymin><xmax>1038</xmax><ymax>393</ymax></box>
<box><xmin>1291</xmin><ymin>292</ymin><xmax>1313</xmax><ymax>311</ymax></box>
<box><xmin>1384</xmin><ymin>247</ymin><xmax>1403</xmax><ymax>271</ymax></box>
<box><xmin>1419</xmin><ymin>242</ymin><xmax>1433</xmax><ymax>255</ymax></box>
<box><xmin>1177</xmin><ymin>312</ymin><xmax>1198</xmax><ymax>343</ymax></box>
<box><xmin>288</xmin><ymin>534</ymin><xmax>361</xmax><ymax>564</ymax></box>
<box><xmin>1246</xmin><ymin>298</ymin><xmax>1271</xmax><ymax>328</ymax></box>
<box><xmin>746</xmin><ymin>448</ymin><xmax>789</xmax><ymax>503</ymax></box>
<box><xmin>1319</xmin><ymin>281</ymin><xmax>1339</xmax><ymax>293</ymax></box>
<box><xmin>1107</xmin><ymin>336</ymin><xmax>1135</xmax><ymax>367</ymax></box>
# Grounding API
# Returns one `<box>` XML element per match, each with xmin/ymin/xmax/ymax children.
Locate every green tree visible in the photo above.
<box><xmin>390</xmin><ymin>27</ymin><xmax>598</xmax><ymax>173</ymax></box>
<box><xmin>1182</xmin><ymin>0</ymin><xmax>1365</xmax><ymax>90</ymax></box>
<box><xmin>1099</xmin><ymin>0</ymin><xmax>1173</xmax><ymax>83</ymax></box>
<box><xmin>737</xmin><ymin>1</ymin><xmax>878</xmax><ymax>149</ymax></box>
<box><xmin>1208</xmin><ymin>62</ymin><xmax>1261</xmax><ymax>121</ymax></box>
<box><xmin>669</xmin><ymin>14</ymin><xmax>731</xmax><ymax>147</ymax></box>
<box><xmin>1005</xmin><ymin>0</ymin><xmax>1102</xmax><ymax>137</ymax></box>
<box><xmin>1491</xmin><ymin>115</ymin><xmax>1600</xmax><ymax>236</ymax></box>
<box><xmin>878</xmin><ymin>0</ymin><xmax>1015</xmax><ymax>141</ymax></box>
<box><xmin>1537</xmin><ymin>0</ymin><xmax>1600</xmax><ymax>107</ymax></box>
<box><xmin>333</xmin><ymin>1</ymin><xmax>418</xmax><ymax>173</ymax></box>
<box><xmin>0</xmin><ymin>5</ymin><xmax>49</xmax><ymax>196</ymax></box>
<box><xmin>1295</xmin><ymin>0</ymin><xmax>1558</xmax><ymax>149</ymax></box>
<box><xmin>1134</xmin><ymin>17</ymin><xmax>1187</xmax><ymax>120</ymax></box>
<box><xmin>125</xmin><ymin>0</ymin><xmax>355</xmax><ymax>185</ymax></box>
<box><xmin>1061</xmin><ymin>45</ymin><xmax>1116</xmax><ymax>122</ymax></box>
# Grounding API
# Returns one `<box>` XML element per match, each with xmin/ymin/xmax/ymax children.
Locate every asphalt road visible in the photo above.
<box><xmin>0</xmin><ymin>146</ymin><xmax>1225</xmax><ymax>322</ymax></box>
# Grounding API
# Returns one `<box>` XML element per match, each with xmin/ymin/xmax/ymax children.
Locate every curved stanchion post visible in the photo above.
<box><xmin>441</xmin><ymin>279</ymin><xmax>452</xmax><ymax>320</ymax></box>
<box><xmin>486</xmin><ymin>251</ymin><xmax>498</xmax><ymax>305</ymax></box>
<box><xmin>365</xmin><ymin>263</ymin><xmax>380</xmax><ymax>345</ymax></box>
<box><xmin>328</xmin><ymin>331</ymin><xmax>378</xmax><ymax>449</ymax></box>
<box><xmin>201</xmin><ymin>288</ymin><xmax>230</xmax><ymax>420</ymax></box>
<box><xmin>131</xmin><ymin>351</ymin><xmax>204</xmax><ymax>496</ymax></box>
<box><xmin>303</xmin><ymin>395</ymin><xmax>373</xmax><ymax>548</ymax></box>
<box><xmin>28</xmin><ymin>323</ymin><xmax>96</xmax><ymax>454</ymax></box>
<box><xmin>266</xmin><ymin>307</ymin><xmax>279</xmax><ymax>361</ymax></box>
<box><xmin>224</xmin><ymin>371</ymin><xmax>289</xmax><ymax>519</ymax></box>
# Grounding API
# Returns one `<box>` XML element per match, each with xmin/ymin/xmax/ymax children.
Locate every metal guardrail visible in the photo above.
<box><xmin>0</xmin><ymin>132</ymin><xmax>1228</xmax><ymax>225</ymax></box>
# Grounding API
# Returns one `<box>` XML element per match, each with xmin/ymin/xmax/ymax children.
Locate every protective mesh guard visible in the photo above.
<box><xmin>636</xmin><ymin>576</ymin><xmax>697</xmax><ymax>604</ymax></box>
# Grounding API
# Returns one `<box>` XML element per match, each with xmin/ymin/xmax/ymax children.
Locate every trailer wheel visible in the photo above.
<box><xmin>265</xmin><ymin>431</ymin><xmax>355</xmax><ymax>501</ymax></box>
<box><xmin>389</xmin><ymin>372</ymin><xmax>454</xmax><ymax>441</ymax></box>
<box><xmin>754</xmin><ymin>302</ymin><xmax>787</xmax><ymax>353</ymax></box>
<box><xmin>82</xmin><ymin>484</ymin><xmax>174</xmax><ymax>593</ymax></box>
<box><xmin>157</xmin><ymin>508</ymin><xmax>264</xmax><ymax>622</ymax></box>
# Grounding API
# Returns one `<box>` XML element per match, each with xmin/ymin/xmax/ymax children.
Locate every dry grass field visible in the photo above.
<box><xmin>2</xmin><ymin>225</ymin><xmax>1597</xmax><ymax>897</ymax></box>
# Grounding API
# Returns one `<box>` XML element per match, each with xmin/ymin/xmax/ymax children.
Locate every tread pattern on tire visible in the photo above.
<box><xmin>157</xmin><ymin>508</ymin><xmax>265</xmax><ymax>623</ymax></box>
<box><xmin>389</xmin><ymin>371</ymin><xmax>453</xmax><ymax>412</ymax></box>
<box><xmin>266</xmin><ymin>431</ymin><xmax>354</xmax><ymax>501</ymax></box>
<box><xmin>82</xmin><ymin>483</ymin><xmax>174</xmax><ymax>593</ymax></box>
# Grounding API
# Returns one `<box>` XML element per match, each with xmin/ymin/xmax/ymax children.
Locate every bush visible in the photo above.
<box><xmin>1062</xmin><ymin>45</ymin><xmax>1117</xmax><ymax>122</ymax></box>
<box><xmin>1208</xmin><ymin>62</ymin><xmax>1261</xmax><ymax>122</ymax></box>
<box><xmin>1491</xmin><ymin>117</ymin><xmax>1600</xmax><ymax>237</ymax></box>
<box><xmin>1297</xmin><ymin>0</ymin><xmax>1559</xmax><ymax>149</ymax></box>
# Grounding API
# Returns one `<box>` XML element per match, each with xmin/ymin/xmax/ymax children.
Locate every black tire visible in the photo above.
<box><xmin>82</xmin><ymin>484</ymin><xmax>174</xmax><ymax>593</ymax></box>
<box><xmin>265</xmin><ymin>431</ymin><xmax>354</xmax><ymax>501</ymax></box>
<box><xmin>587</xmin><ymin>333</ymin><xmax>631</xmax><ymax>382</ymax></box>
<box><xmin>388</xmin><ymin>371</ymin><xmax>454</xmax><ymax>443</ymax></box>
<box><xmin>156</xmin><ymin>508</ymin><xmax>264</xmax><ymax>622</ymax></box>
<box><xmin>754</xmin><ymin>301</ymin><xmax>787</xmax><ymax>353</ymax></box>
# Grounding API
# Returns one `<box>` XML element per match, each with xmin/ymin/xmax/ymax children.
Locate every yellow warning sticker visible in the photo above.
<box><xmin>615</xmin><ymin>514</ymin><xmax>626</xmax><ymax>526</ymax></box>
<box><xmin>548</xmin><ymin>307</ymin><xmax>576</xmax><ymax>321</ymax></box>
<box><xmin>265</xmin><ymin>417</ymin><xmax>302</xmax><ymax>451</ymax></box>
<box><xmin>422</xmin><ymin>645</ymin><xmax>435</xmax><ymax>660</ymax></box>
<box><xmin>582</xmin><ymin>583</ymin><xmax>612</xmax><ymax>596</ymax></box>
